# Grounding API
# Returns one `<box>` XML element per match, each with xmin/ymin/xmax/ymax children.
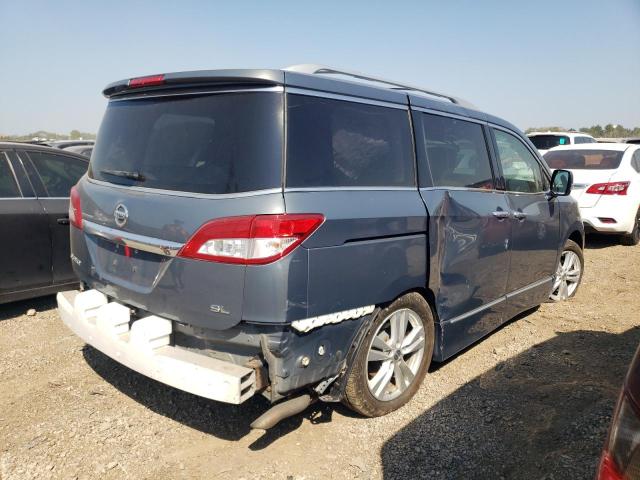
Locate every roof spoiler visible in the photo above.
<box><xmin>102</xmin><ymin>69</ymin><xmax>285</xmax><ymax>98</ymax></box>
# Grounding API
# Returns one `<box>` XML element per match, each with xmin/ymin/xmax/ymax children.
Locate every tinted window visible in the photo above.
<box><xmin>28</xmin><ymin>151</ymin><xmax>87</xmax><ymax>197</ymax></box>
<box><xmin>286</xmin><ymin>94</ymin><xmax>414</xmax><ymax>187</ymax></box>
<box><xmin>494</xmin><ymin>129</ymin><xmax>546</xmax><ymax>193</ymax></box>
<box><xmin>0</xmin><ymin>154</ymin><xmax>21</xmax><ymax>198</ymax></box>
<box><xmin>420</xmin><ymin>114</ymin><xmax>493</xmax><ymax>189</ymax></box>
<box><xmin>528</xmin><ymin>134</ymin><xmax>570</xmax><ymax>150</ymax></box>
<box><xmin>90</xmin><ymin>92</ymin><xmax>283</xmax><ymax>194</ymax></box>
<box><xmin>544</xmin><ymin>149</ymin><xmax>624</xmax><ymax>170</ymax></box>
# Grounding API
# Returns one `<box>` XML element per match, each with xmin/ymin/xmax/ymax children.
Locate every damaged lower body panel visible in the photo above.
<box><xmin>57</xmin><ymin>289</ymin><xmax>374</xmax><ymax>425</ymax></box>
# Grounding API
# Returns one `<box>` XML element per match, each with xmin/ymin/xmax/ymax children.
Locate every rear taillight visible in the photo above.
<box><xmin>69</xmin><ymin>186</ymin><xmax>83</xmax><ymax>229</ymax></box>
<box><xmin>597</xmin><ymin>395</ymin><xmax>640</xmax><ymax>480</ymax></box>
<box><xmin>128</xmin><ymin>74</ymin><xmax>165</xmax><ymax>88</ymax></box>
<box><xmin>178</xmin><ymin>214</ymin><xmax>324</xmax><ymax>265</ymax></box>
<box><xmin>586</xmin><ymin>182</ymin><xmax>630</xmax><ymax>195</ymax></box>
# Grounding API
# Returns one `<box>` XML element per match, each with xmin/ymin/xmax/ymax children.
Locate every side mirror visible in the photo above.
<box><xmin>550</xmin><ymin>169</ymin><xmax>573</xmax><ymax>197</ymax></box>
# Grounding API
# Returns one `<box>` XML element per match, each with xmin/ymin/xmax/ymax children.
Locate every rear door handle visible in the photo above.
<box><xmin>513</xmin><ymin>212</ymin><xmax>527</xmax><ymax>221</ymax></box>
<box><xmin>57</xmin><ymin>217</ymin><xmax>70</xmax><ymax>225</ymax></box>
<box><xmin>492</xmin><ymin>211</ymin><xmax>510</xmax><ymax>220</ymax></box>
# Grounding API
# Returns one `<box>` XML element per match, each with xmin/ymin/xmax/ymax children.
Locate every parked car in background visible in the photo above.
<box><xmin>63</xmin><ymin>145</ymin><xmax>93</xmax><ymax>158</ymax></box>
<box><xmin>528</xmin><ymin>131</ymin><xmax>596</xmax><ymax>155</ymax></box>
<box><xmin>0</xmin><ymin>142</ymin><xmax>88</xmax><ymax>303</ymax></box>
<box><xmin>544</xmin><ymin>144</ymin><xmax>640</xmax><ymax>245</ymax></box>
<box><xmin>597</xmin><ymin>137</ymin><xmax>640</xmax><ymax>145</ymax></box>
<box><xmin>57</xmin><ymin>65</ymin><xmax>583</xmax><ymax>429</ymax></box>
<box><xmin>597</xmin><ymin>342</ymin><xmax>640</xmax><ymax>479</ymax></box>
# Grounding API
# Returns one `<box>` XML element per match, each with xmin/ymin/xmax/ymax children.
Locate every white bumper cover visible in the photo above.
<box><xmin>57</xmin><ymin>289</ymin><xmax>255</xmax><ymax>404</ymax></box>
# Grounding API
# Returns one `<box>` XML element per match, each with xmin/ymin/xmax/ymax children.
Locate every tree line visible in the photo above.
<box><xmin>0</xmin><ymin>130</ymin><xmax>96</xmax><ymax>142</ymax></box>
<box><xmin>525</xmin><ymin>125</ymin><xmax>640</xmax><ymax>138</ymax></box>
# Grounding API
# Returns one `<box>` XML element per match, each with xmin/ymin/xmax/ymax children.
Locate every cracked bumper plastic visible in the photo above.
<box><xmin>57</xmin><ymin>289</ymin><xmax>255</xmax><ymax>404</ymax></box>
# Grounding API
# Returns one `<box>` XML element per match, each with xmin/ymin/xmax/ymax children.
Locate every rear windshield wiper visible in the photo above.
<box><xmin>100</xmin><ymin>169</ymin><xmax>146</xmax><ymax>182</ymax></box>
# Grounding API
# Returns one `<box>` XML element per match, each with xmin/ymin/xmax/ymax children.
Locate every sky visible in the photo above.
<box><xmin>1</xmin><ymin>0</ymin><xmax>639</xmax><ymax>135</ymax></box>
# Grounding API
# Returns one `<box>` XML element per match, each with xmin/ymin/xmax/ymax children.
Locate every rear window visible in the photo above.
<box><xmin>529</xmin><ymin>135</ymin><xmax>570</xmax><ymax>150</ymax></box>
<box><xmin>89</xmin><ymin>92</ymin><xmax>283</xmax><ymax>194</ymax></box>
<box><xmin>544</xmin><ymin>149</ymin><xmax>624</xmax><ymax>170</ymax></box>
<box><xmin>286</xmin><ymin>94</ymin><xmax>414</xmax><ymax>188</ymax></box>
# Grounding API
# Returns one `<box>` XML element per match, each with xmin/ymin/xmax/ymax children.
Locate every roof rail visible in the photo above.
<box><xmin>284</xmin><ymin>64</ymin><xmax>476</xmax><ymax>109</ymax></box>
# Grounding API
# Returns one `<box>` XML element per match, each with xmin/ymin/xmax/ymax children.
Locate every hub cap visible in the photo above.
<box><xmin>550</xmin><ymin>250</ymin><xmax>581</xmax><ymax>301</ymax></box>
<box><xmin>366</xmin><ymin>308</ymin><xmax>425</xmax><ymax>401</ymax></box>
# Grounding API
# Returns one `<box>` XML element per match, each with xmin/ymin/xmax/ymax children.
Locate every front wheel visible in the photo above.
<box><xmin>549</xmin><ymin>239</ymin><xmax>584</xmax><ymax>302</ymax></box>
<box><xmin>343</xmin><ymin>292</ymin><xmax>434</xmax><ymax>417</ymax></box>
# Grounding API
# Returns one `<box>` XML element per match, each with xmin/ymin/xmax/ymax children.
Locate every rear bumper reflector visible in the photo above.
<box><xmin>291</xmin><ymin>305</ymin><xmax>375</xmax><ymax>333</ymax></box>
<box><xmin>57</xmin><ymin>289</ymin><xmax>255</xmax><ymax>404</ymax></box>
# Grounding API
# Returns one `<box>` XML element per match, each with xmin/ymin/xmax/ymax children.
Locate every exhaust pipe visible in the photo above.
<box><xmin>250</xmin><ymin>394</ymin><xmax>314</xmax><ymax>430</ymax></box>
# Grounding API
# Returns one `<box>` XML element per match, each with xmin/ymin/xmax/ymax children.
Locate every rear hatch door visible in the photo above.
<box><xmin>79</xmin><ymin>88</ymin><xmax>284</xmax><ymax>329</ymax></box>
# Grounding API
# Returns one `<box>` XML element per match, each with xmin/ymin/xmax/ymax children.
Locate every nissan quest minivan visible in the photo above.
<box><xmin>57</xmin><ymin>65</ymin><xmax>584</xmax><ymax>427</ymax></box>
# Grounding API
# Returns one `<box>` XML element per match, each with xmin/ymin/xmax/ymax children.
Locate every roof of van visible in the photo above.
<box><xmin>102</xmin><ymin>66</ymin><xmax>522</xmax><ymax>135</ymax></box>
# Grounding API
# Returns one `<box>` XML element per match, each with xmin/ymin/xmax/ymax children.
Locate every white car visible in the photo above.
<box><xmin>528</xmin><ymin>131</ymin><xmax>596</xmax><ymax>155</ymax></box>
<box><xmin>544</xmin><ymin>144</ymin><xmax>640</xmax><ymax>245</ymax></box>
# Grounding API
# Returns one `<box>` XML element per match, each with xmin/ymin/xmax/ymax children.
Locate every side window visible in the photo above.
<box><xmin>420</xmin><ymin>114</ymin><xmax>494</xmax><ymax>189</ymax></box>
<box><xmin>0</xmin><ymin>154</ymin><xmax>22</xmax><ymax>198</ymax></box>
<box><xmin>286</xmin><ymin>94</ymin><xmax>414</xmax><ymax>187</ymax></box>
<box><xmin>493</xmin><ymin>129</ymin><xmax>546</xmax><ymax>193</ymax></box>
<box><xmin>632</xmin><ymin>151</ymin><xmax>640</xmax><ymax>173</ymax></box>
<box><xmin>27</xmin><ymin>151</ymin><xmax>87</xmax><ymax>197</ymax></box>
<box><xmin>574</xmin><ymin>137</ymin><xmax>583</xmax><ymax>144</ymax></box>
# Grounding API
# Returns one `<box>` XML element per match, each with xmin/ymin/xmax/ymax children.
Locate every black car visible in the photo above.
<box><xmin>0</xmin><ymin>142</ymin><xmax>88</xmax><ymax>303</ymax></box>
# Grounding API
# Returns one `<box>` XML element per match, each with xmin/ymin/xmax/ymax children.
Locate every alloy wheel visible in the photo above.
<box><xmin>366</xmin><ymin>308</ymin><xmax>426</xmax><ymax>401</ymax></box>
<box><xmin>550</xmin><ymin>250</ymin><xmax>582</xmax><ymax>301</ymax></box>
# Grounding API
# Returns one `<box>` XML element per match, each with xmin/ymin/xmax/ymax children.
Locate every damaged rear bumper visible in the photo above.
<box><xmin>58</xmin><ymin>289</ymin><xmax>375</xmax><ymax>404</ymax></box>
<box><xmin>57</xmin><ymin>289</ymin><xmax>256</xmax><ymax>404</ymax></box>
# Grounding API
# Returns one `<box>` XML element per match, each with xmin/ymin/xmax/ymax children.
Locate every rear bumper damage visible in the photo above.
<box><xmin>57</xmin><ymin>289</ymin><xmax>373</xmax><ymax>406</ymax></box>
<box><xmin>57</xmin><ymin>289</ymin><xmax>256</xmax><ymax>404</ymax></box>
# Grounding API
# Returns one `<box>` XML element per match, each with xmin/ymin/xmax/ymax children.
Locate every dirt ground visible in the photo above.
<box><xmin>1</xmin><ymin>235</ymin><xmax>638</xmax><ymax>480</ymax></box>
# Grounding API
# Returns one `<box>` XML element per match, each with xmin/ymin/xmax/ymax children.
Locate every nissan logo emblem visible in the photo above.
<box><xmin>114</xmin><ymin>204</ymin><xmax>129</xmax><ymax>227</ymax></box>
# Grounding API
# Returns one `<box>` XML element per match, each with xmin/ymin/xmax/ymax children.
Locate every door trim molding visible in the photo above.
<box><xmin>444</xmin><ymin>276</ymin><xmax>552</xmax><ymax>325</ymax></box>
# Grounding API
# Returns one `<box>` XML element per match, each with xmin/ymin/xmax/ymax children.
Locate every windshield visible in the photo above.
<box><xmin>89</xmin><ymin>92</ymin><xmax>283</xmax><ymax>194</ymax></box>
<box><xmin>528</xmin><ymin>135</ymin><xmax>571</xmax><ymax>150</ymax></box>
<box><xmin>544</xmin><ymin>149</ymin><xmax>624</xmax><ymax>170</ymax></box>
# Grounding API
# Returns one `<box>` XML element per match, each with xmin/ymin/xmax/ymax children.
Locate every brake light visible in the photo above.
<box><xmin>178</xmin><ymin>214</ymin><xmax>324</xmax><ymax>265</ymax></box>
<box><xmin>586</xmin><ymin>182</ymin><xmax>630</xmax><ymax>195</ymax></box>
<box><xmin>597</xmin><ymin>394</ymin><xmax>640</xmax><ymax>479</ymax></box>
<box><xmin>69</xmin><ymin>186</ymin><xmax>83</xmax><ymax>229</ymax></box>
<box><xmin>128</xmin><ymin>74</ymin><xmax>165</xmax><ymax>88</ymax></box>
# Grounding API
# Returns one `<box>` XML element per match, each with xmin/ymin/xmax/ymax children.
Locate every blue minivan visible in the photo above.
<box><xmin>57</xmin><ymin>65</ymin><xmax>584</xmax><ymax>427</ymax></box>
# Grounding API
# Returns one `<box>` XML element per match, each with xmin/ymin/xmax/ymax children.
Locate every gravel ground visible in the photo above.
<box><xmin>0</xmin><ymin>235</ymin><xmax>638</xmax><ymax>480</ymax></box>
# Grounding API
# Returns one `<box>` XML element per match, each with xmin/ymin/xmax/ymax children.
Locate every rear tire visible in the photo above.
<box><xmin>343</xmin><ymin>292</ymin><xmax>434</xmax><ymax>417</ymax></box>
<box><xmin>621</xmin><ymin>208</ymin><xmax>640</xmax><ymax>246</ymax></box>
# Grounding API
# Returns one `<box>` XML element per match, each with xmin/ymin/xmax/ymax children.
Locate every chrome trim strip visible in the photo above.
<box><xmin>110</xmin><ymin>86</ymin><xmax>284</xmax><ymax>102</ymax></box>
<box><xmin>83</xmin><ymin>220</ymin><xmax>184</xmax><ymax>257</ymax></box>
<box><xmin>284</xmin><ymin>186</ymin><xmax>415</xmax><ymax>193</ymax></box>
<box><xmin>86</xmin><ymin>178</ymin><xmax>282</xmax><ymax>199</ymax></box>
<box><xmin>505</xmin><ymin>277</ymin><xmax>552</xmax><ymax>299</ymax></box>
<box><xmin>447</xmin><ymin>296</ymin><xmax>505</xmax><ymax>324</ymax></box>
<box><xmin>286</xmin><ymin>87</ymin><xmax>408</xmax><ymax>110</ymax></box>
<box><xmin>419</xmin><ymin>186</ymin><xmax>498</xmax><ymax>193</ymax></box>
<box><xmin>445</xmin><ymin>277</ymin><xmax>552</xmax><ymax>325</ymax></box>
